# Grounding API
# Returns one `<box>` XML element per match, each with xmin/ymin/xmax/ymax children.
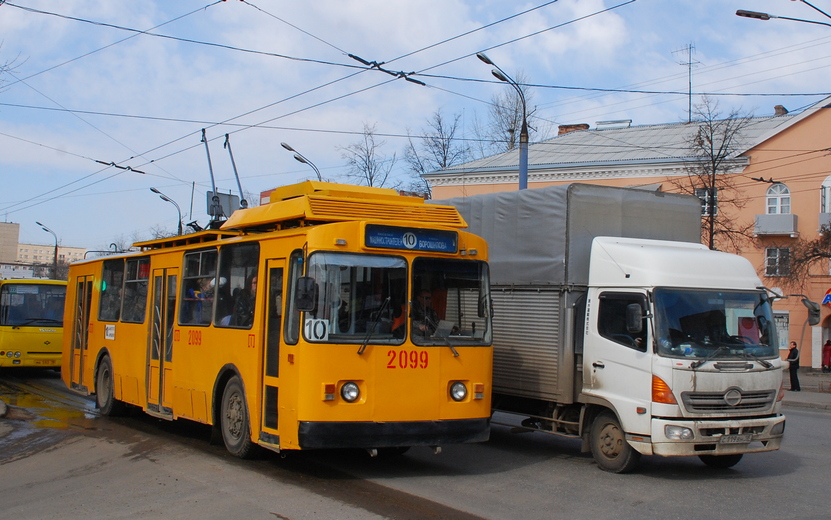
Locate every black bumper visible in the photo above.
<box><xmin>297</xmin><ymin>418</ymin><xmax>490</xmax><ymax>449</ymax></box>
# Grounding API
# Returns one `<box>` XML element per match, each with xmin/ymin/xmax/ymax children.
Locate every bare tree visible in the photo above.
<box><xmin>777</xmin><ymin>223</ymin><xmax>831</xmax><ymax>291</ymax></box>
<box><xmin>0</xmin><ymin>44</ymin><xmax>21</xmax><ymax>94</ymax></box>
<box><xmin>670</xmin><ymin>97</ymin><xmax>755</xmax><ymax>252</ymax></box>
<box><xmin>404</xmin><ymin>110</ymin><xmax>471</xmax><ymax>198</ymax></box>
<box><xmin>340</xmin><ymin>123</ymin><xmax>398</xmax><ymax>188</ymax></box>
<box><xmin>470</xmin><ymin>70</ymin><xmax>552</xmax><ymax>159</ymax></box>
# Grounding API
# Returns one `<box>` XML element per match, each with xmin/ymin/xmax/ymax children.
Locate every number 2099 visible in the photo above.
<box><xmin>387</xmin><ymin>349</ymin><xmax>428</xmax><ymax>369</ymax></box>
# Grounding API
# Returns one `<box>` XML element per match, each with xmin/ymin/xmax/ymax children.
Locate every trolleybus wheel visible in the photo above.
<box><xmin>590</xmin><ymin>411</ymin><xmax>641</xmax><ymax>473</ymax></box>
<box><xmin>96</xmin><ymin>355</ymin><xmax>125</xmax><ymax>416</ymax></box>
<box><xmin>698</xmin><ymin>453</ymin><xmax>743</xmax><ymax>469</ymax></box>
<box><xmin>221</xmin><ymin>375</ymin><xmax>257</xmax><ymax>458</ymax></box>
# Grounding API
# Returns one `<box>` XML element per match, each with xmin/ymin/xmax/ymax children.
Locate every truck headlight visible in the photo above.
<box><xmin>340</xmin><ymin>382</ymin><xmax>360</xmax><ymax>403</ymax></box>
<box><xmin>771</xmin><ymin>420</ymin><xmax>786</xmax><ymax>436</ymax></box>
<box><xmin>450</xmin><ymin>381</ymin><xmax>468</xmax><ymax>402</ymax></box>
<box><xmin>665</xmin><ymin>425</ymin><xmax>694</xmax><ymax>440</ymax></box>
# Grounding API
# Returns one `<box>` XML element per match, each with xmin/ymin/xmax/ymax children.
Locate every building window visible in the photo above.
<box><xmin>765</xmin><ymin>247</ymin><xmax>790</xmax><ymax>276</ymax></box>
<box><xmin>766</xmin><ymin>183</ymin><xmax>790</xmax><ymax>214</ymax></box>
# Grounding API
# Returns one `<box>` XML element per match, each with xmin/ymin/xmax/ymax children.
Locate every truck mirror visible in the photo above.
<box><xmin>294</xmin><ymin>277</ymin><xmax>317</xmax><ymax>312</ymax></box>
<box><xmin>626</xmin><ymin>303</ymin><xmax>643</xmax><ymax>334</ymax></box>
<box><xmin>802</xmin><ymin>298</ymin><xmax>821</xmax><ymax>326</ymax></box>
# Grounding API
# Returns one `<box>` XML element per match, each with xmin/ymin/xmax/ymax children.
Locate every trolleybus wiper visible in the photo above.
<box><xmin>358</xmin><ymin>296</ymin><xmax>390</xmax><ymax>355</ymax></box>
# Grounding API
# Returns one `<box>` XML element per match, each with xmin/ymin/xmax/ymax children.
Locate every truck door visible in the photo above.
<box><xmin>584</xmin><ymin>291</ymin><xmax>652</xmax><ymax>434</ymax></box>
<box><xmin>147</xmin><ymin>268</ymin><xmax>177</xmax><ymax>417</ymax></box>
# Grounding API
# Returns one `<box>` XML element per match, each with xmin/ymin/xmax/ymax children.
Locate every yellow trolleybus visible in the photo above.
<box><xmin>0</xmin><ymin>278</ymin><xmax>66</xmax><ymax>368</ymax></box>
<box><xmin>63</xmin><ymin>181</ymin><xmax>492</xmax><ymax>456</ymax></box>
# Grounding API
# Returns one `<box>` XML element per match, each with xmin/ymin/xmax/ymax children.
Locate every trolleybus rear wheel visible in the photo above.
<box><xmin>590</xmin><ymin>411</ymin><xmax>641</xmax><ymax>473</ymax></box>
<box><xmin>96</xmin><ymin>355</ymin><xmax>125</xmax><ymax>416</ymax></box>
<box><xmin>221</xmin><ymin>375</ymin><xmax>256</xmax><ymax>458</ymax></box>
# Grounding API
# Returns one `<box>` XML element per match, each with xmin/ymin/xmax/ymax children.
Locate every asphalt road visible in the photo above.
<box><xmin>1</xmin><ymin>369</ymin><xmax>829</xmax><ymax>520</ymax></box>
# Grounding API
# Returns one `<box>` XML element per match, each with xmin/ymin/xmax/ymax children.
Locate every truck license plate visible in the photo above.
<box><xmin>719</xmin><ymin>433</ymin><xmax>752</xmax><ymax>444</ymax></box>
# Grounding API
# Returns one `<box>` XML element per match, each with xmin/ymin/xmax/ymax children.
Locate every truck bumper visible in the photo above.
<box><xmin>627</xmin><ymin>415</ymin><xmax>786</xmax><ymax>457</ymax></box>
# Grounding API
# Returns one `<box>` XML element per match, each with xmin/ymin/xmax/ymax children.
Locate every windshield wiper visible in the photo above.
<box><xmin>357</xmin><ymin>296</ymin><xmax>390</xmax><ymax>355</ymax></box>
<box><xmin>690</xmin><ymin>346</ymin><xmax>728</xmax><ymax>369</ymax></box>
<box><xmin>744</xmin><ymin>351</ymin><xmax>773</xmax><ymax>369</ymax></box>
<box><xmin>12</xmin><ymin>318</ymin><xmax>61</xmax><ymax>329</ymax></box>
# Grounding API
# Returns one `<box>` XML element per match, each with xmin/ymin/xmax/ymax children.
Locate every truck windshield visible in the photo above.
<box><xmin>653</xmin><ymin>288</ymin><xmax>777</xmax><ymax>360</ymax></box>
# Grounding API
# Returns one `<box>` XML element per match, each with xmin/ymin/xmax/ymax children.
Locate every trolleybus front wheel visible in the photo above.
<box><xmin>221</xmin><ymin>375</ymin><xmax>257</xmax><ymax>458</ymax></box>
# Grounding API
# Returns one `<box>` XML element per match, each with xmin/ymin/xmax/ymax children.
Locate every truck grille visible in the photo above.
<box><xmin>681</xmin><ymin>389</ymin><xmax>776</xmax><ymax>413</ymax></box>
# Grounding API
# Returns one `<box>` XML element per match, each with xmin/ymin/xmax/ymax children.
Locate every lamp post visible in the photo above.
<box><xmin>737</xmin><ymin>0</ymin><xmax>831</xmax><ymax>27</ymax></box>
<box><xmin>476</xmin><ymin>52</ymin><xmax>529</xmax><ymax>190</ymax></box>
<box><xmin>35</xmin><ymin>221</ymin><xmax>58</xmax><ymax>280</ymax></box>
<box><xmin>280</xmin><ymin>142</ymin><xmax>323</xmax><ymax>182</ymax></box>
<box><xmin>150</xmin><ymin>187</ymin><xmax>183</xmax><ymax>236</ymax></box>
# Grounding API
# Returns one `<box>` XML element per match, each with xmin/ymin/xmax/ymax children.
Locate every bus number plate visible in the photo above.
<box><xmin>387</xmin><ymin>349</ymin><xmax>428</xmax><ymax>369</ymax></box>
<box><xmin>719</xmin><ymin>433</ymin><xmax>752</xmax><ymax>444</ymax></box>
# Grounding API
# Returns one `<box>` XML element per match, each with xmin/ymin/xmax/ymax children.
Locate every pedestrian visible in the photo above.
<box><xmin>822</xmin><ymin>340</ymin><xmax>831</xmax><ymax>373</ymax></box>
<box><xmin>786</xmin><ymin>341</ymin><xmax>801</xmax><ymax>391</ymax></box>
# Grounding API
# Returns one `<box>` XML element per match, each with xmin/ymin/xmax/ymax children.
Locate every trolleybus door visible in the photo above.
<box><xmin>260</xmin><ymin>260</ymin><xmax>284</xmax><ymax>446</ymax></box>
<box><xmin>69</xmin><ymin>276</ymin><xmax>93</xmax><ymax>392</ymax></box>
<box><xmin>147</xmin><ymin>268</ymin><xmax>178</xmax><ymax>416</ymax></box>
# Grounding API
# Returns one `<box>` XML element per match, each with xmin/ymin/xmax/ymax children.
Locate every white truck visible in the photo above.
<box><xmin>437</xmin><ymin>184</ymin><xmax>787</xmax><ymax>472</ymax></box>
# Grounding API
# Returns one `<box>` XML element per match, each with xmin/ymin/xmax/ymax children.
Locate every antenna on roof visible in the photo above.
<box><xmin>672</xmin><ymin>43</ymin><xmax>700</xmax><ymax>123</ymax></box>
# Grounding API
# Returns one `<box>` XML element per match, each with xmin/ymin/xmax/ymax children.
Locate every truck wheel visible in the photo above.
<box><xmin>699</xmin><ymin>454</ymin><xmax>743</xmax><ymax>469</ymax></box>
<box><xmin>590</xmin><ymin>411</ymin><xmax>641</xmax><ymax>473</ymax></box>
<box><xmin>96</xmin><ymin>355</ymin><xmax>125</xmax><ymax>416</ymax></box>
<box><xmin>220</xmin><ymin>376</ymin><xmax>257</xmax><ymax>459</ymax></box>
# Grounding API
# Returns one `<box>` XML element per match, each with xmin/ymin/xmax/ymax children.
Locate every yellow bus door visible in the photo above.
<box><xmin>259</xmin><ymin>260</ymin><xmax>284</xmax><ymax>447</ymax></box>
<box><xmin>69</xmin><ymin>276</ymin><xmax>93</xmax><ymax>392</ymax></box>
<box><xmin>147</xmin><ymin>268</ymin><xmax>177</xmax><ymax>417</ymax></box>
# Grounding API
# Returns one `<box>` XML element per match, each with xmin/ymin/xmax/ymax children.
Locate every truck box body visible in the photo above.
<box><xmin>437</xmin><ymin>184</ymin><xmax>702</xmax><ymax>402</ymax></box>
<box><xmin>435</xmin><ymin>183</ymin><xmax>785</xmax><ymax>471</ymax></box>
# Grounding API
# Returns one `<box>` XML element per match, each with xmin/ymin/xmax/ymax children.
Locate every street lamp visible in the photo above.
<box><xmin>737</xmin><ymin>0</ymin><xmax>831</xmax><ymax>27</ymax></box>
<box><xmin>476</xmin><ymin>52</ymin><xmax>529</xmax><ymax>190</ymax></box>
<box><xmin>150</xmin><ymin>187</ymin><xmax>183</xmax><ymax>236</ymax></box>
<box><xmin>280</xmin><ymin>142</ymin><xmax>323</xmax><ymax>182</ymax></box>
<box><xmin>35</xmin><ymin>221</ymin><xmax>58</xmax><ymax>280</ymax></box>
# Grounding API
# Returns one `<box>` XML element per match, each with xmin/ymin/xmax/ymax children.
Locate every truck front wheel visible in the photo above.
<box><xmin>590</xmin><ymin>411</ymin><xmax>641</xmax><ymax>473</ymax></box>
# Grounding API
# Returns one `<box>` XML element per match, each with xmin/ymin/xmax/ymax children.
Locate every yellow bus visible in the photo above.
<box><xmin>0</xmin><ymin>279</ymin><xmax>66</xmax><ymax>368</ymax></box>
<box><xmin>63</xmin><ymin>181</ymin><xmax>492</xmax><ymax>457</ymax></box>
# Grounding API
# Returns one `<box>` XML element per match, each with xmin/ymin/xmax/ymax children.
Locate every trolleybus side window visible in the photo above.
<box><xmin>121</xmin><ymin>257</ymin><xmax>150</xmax><ymax>323</ymax></box>
<box><xmin>215</xmin><ymin>242</ymin><xmax>260</xmax><ymax>328</ymax></box>
<box><xmin>99</xmin><ymin>259</ymin><xmax>124</xmax><ymax>322</ymax></box>
<box><xmin>180</xmin><ymin>249</ymin><xmax>218</xmax><ymax>326</ymax></box>
<box><xmin>284</xmin><ymin>249</ymin><xmax>304</xmax><ymax>345</ymax></box>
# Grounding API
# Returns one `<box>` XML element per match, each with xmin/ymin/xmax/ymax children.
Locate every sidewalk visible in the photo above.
<box><xmin>781</xmin><ymin>368</ymin><xmax>831</xmax><ymax>412</ymax></box>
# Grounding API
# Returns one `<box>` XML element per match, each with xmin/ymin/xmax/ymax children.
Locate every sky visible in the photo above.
<box><xmin>1</xmin><ymin>0</ymin><xmax>830</xmax><ymax>251</ymax></box>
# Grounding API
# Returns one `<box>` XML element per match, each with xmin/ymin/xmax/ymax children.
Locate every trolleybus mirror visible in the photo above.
<box><xmin>294</xmin><ymin>277</ymin><xmax>317</xmax><ymax>312</ymax></box>
<box><xmin>626</xmin><ymin>303</ymin><xmax>643</xmax><ymax>334</ymax></box>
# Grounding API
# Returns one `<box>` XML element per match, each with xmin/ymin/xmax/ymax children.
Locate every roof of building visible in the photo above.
<box><xmin>427</xmin><ymin>97</ymin><xmax>831</xmax><ymax>176</ymax></box>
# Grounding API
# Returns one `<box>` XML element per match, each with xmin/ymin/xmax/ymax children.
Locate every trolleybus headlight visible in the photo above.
<box><xmin>340</xmin><ymin>382</ymin><xmax>360</xmax><ymax>403</ymax></box>
<box><xmin>450</xmin><ymin>381</ymin><xmax>468</xmax><ymax>402</ymax></box>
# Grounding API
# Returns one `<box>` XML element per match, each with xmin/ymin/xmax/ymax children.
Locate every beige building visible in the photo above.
<box><xmin>16</xmin><ymin>243</ymin><xmax>86</xmax><ymax>265</ymax></box>
<box><xmin>426</xmin><ymin>96</ymin><xmax>831</xmax><ymax>369</ymax></box>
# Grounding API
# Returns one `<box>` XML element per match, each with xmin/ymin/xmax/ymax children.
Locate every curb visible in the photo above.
<box><xmin>782</xmin><ymin>401</ymin><xmax>831</xmax><ymax>412</ymax></box>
